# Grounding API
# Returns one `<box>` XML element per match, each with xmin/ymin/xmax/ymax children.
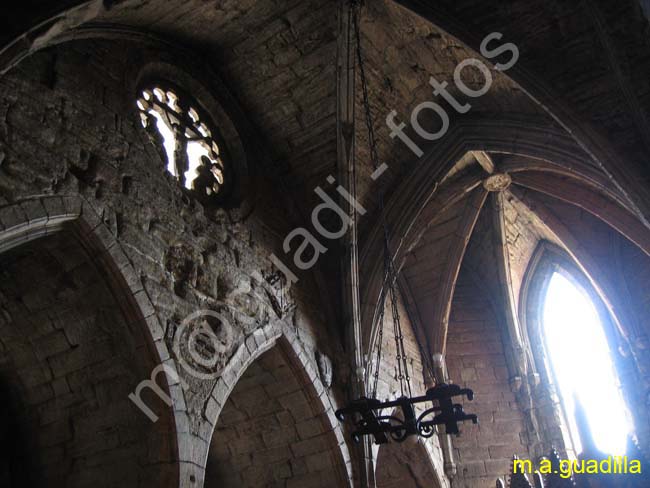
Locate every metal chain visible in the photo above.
<box><xmin>389</xmin><ymin>268</ymin><xmax>413</xmax><ymax>398</ymax></box>
<box><xmin>352</xmin><ymin>3</ymin><xmax>413</xmax><ymax>399</ymax></box>
<box><xmin>371</xmin><ymin>292</ymin><xmax>385</xmax><ymax>399</ymax></box>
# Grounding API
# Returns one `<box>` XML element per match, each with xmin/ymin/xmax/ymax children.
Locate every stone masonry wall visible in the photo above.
<box><xmin>371</xmin><ymin>292</ymin><xmax>449</xmax><ymax>487</ymax></box>
<box><xmin>446</xmin><ymin>268</ymin><xmax>529</xmax><ymax>487</ymax></box>
<box><xmin>0</xmin><ymin>37</ymin><xmax>349</xmax><ymax>486</ymax></box>
<box><xmin>376</xmin><ymin>441</ymin><xmax>441</xmax><ymax>488</ymax></box>
<box><xmin>205</xmin><ymin>344</ymin><xmax>345</xmax><ymax>488</ymax></box>
<box><xmin>0</xmin><ymin>231</ymin><xmax>177</xmax><ymax>487</ymax></box>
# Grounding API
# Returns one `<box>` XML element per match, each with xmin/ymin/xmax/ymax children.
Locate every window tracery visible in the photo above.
<box><xmin>136</xmin><ymin>84</ymin><xmax>227</xmax><ymax>200</ymax></box>
<box><xmin>522</xmin><ymin>247</ymin><xmax>633</xmax><ymax>458</ymax></box>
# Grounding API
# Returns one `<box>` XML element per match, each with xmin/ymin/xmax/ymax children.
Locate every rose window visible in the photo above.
<box><xmin>136</xmin><ymin>84</ymin><xmax>227</xmax><ymax>199</ymax></box>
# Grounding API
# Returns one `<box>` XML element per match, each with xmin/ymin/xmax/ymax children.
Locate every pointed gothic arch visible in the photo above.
<box><xmin>520</xmin><ymin>242</ymin><xmax>633</xmax><ymax>457</ymax></box>
<box><xmin>199</xmin><ymin>326</ymin><xmax>353</xmax><ymax>487</ymax></box>
<box><xmin>0</xmin><ymin>196</ymin><xmax>183</xmax><ymax>486</ymax></box>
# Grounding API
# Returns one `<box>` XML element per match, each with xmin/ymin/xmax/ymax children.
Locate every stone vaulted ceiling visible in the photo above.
<box><xmin>3</xmin><ymin>0</ymin><xmax>650</xmax><ymax>358</ymax></box>
<box><xmin>380</xmin><ymin>148</ymin><xmax>650</xmax><ymax>360</ymax></box>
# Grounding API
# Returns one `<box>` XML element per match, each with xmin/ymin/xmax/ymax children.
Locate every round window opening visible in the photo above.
<box><xmin>136</xmin><ymin>83</ymin><xmax>229</xmax><ymax>201</ymax></box>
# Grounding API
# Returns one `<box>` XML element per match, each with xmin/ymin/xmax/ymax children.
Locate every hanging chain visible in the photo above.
<box><xmin>371</xmin><ymin>290</ymin><xmax>385</xmax><ymax>398</ymax></box>
<box><xmin>389</xmin><ymin>265</ymin><xmax>413</xmax><ymax>398</ymax></box>
<box><xmin>352</xmin><ymin>3</ymin><xmax>413</xmax><ymax>399</ymax></box>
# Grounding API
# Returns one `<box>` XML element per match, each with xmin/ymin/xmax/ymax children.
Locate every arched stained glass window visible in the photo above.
<box><xmin>542</xmin><ymin>271</ymin><xmax>632</xmax><ymax>456</ymax></box>
<box><xmin>136</xmin><ymin>84</ymin><xmax>227</xmax><ymax>200</ymax></box>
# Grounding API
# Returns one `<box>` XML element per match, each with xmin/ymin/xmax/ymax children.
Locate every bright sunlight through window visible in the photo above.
<box><xmin>136</xmin><ymin>85</ymin><xmax>226</xmax><ymax>199</ymax></box>
<box><xmin>543</xmin><ymin>272</ymin><xmax>631</xmax><ymax>456</ymax></box>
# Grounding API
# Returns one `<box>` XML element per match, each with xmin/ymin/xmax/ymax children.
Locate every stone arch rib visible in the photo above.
<box><xmin>511</xmin><ymin>172</ymin><xmax>650</xmax><ymax>257</ymax></box>
<box><xmin>392</xmin><ymin>0</ymin><xmax>650</xmax><ymax>227</ymax></box>
<box><xmin>510</xmin><ymin>188</ymin><xmax>629</xmax><ymax>342</ymax></box>
<box><xmin>429</xmin><ymin>188</ymin><xmax>488</xmax><ymax>355</ymax></box>
<box><xmin>360</xmin><ymin>115</ymin><xmax>606</xmax><ymax>358</ymax></box>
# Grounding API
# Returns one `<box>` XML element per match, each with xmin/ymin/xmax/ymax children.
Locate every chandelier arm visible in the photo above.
<box><xmin>375</xmin><ymin>415</ymin><xmax>406</xmax><ymax>423</ymax></box>
<box><xmin>336</xmin><ymin>3</ymin><xmax>478</xmax><ymax>445</ymax></box>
